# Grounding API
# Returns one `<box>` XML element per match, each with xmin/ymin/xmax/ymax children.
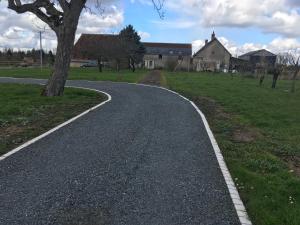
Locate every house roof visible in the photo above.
<box><xmin>239</xmin><ymin>49</ymin><xmax>276</xmax><ymax>58</ymax></box>
<box><xmin>73</xmin><ymin>34</ymin><xmax>193</xmax><ymax>59</ymax></box>
<box><xmin>143</xmin><ymin>42</ymin><xmax>192</xmax><ymax>56</ymax></box>
<box><xmin>73</xmin><ymin>34</ymin><xmax>119</xmax><ymax>59</ymax></box>
<box><xmin>193</xmin><ymin>38</ymin><xmax>232</xmax><ymax>57</ymax></box>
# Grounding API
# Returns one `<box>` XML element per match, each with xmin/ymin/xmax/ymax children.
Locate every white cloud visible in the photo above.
<box><xmin>151</xmin><ymin>19</ymin><xmax>197</xmax><ymax>29</ymax></box>
<box><xmin>138</xmin><ymin>31</ymin><xmax>151</xmax><ymax>40</ymax></box>
<box><xmin>193</xmin><ymin>36</ymin><xmax>300</xmax><ymax>56</ymax></box>
<box><xmin>77</xmin><ymin>6</ymin><xmax>123</xmax><ymax>34</ymax></box>
<box><xmin>0</xmin><ymin>2</ymin><xmax>124</xmax><ymax>51</ymax></box>
<box><xmin>192</xmin><ymin>39</ymin><xmax>205</xmax><ymax>54</ymax></box>
<box><xmin>162</xmin><ymin>0</ymin><xmax>300</xmax><ymax>38</ymax></box>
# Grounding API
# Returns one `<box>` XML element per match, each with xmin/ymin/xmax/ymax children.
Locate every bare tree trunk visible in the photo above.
<box><xmin>291</xmin><ymin>69</ymin><xmax>299</xmax><ymax>93</ymax></box>
<box><xmin>42</xmin><ymin>26</ymin><xmax>77</xmax><ymax>96</ymax></box>
<box><xmin>259</xmin><ymin>74</ymin><xmax>265</xmax><ymax>86</ymax></box>
<box><xmin>98</xmin><ymin>57</ymin><xmax>102</xmax><ymax>73</ymax></box>
<box><xmin>116</xmin><ymin>59</ymin><xmax>120</xmax><ymax>72</ymax></box>
<box><xmin>272</xmin><ymin>76</ymin><xmax>278</xmax><ymax>89</ymax></box>
<box><xmin>130</xmin><ymin>57</ymin><xmax>135</xmax><ymax>72</ymax></box>
<box><xmin>272</xmin><ymin>70</ymin><xmax>280</xmax><ymax>89</ymax></box>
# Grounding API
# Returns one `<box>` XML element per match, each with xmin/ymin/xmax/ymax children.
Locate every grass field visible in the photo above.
<box><xmin>0</xmin><ymin>67</ymin><xmax>146</xmax><ymax>83</ymax></box>
<box><xmin>0</xmin><ymin>83</ymin><xmax>106</xmax><ymax>156</ymax></box>
<box><xmin>1</xmin><ymin>68</ymin><xmax>300</xmax><ymax>224</ymax></box>
<box><xmin>165</xmin><ymin>72</ymin><xmax>300</xmax><ymax>225</ymax></box>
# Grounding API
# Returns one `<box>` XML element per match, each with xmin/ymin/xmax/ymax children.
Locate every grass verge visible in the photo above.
<box><xmin>165</xmin><ymin>72</ymin><xmax>300</xmax><ymax>225</ymax></box>
<box><xmin>0</xmin><ymin>83</ymin><xmax>106</xmax><ymax>156</ymax></box>
<box><xmin>0</xmin><ymin>67</ymin><xmax>147</xmax><ymax>83</ymax></box>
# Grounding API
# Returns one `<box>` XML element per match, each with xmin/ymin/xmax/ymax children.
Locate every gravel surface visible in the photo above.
<box><xmin>0</xmin><ymin>78</ymin><xmax>240</xmax><ymax>225</ymax></box>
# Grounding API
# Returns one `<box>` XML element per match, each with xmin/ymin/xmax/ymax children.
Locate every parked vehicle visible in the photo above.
<box><xmin>80</xmin><ymin>61</ymin><xmax>97</xmax><ymax>68</ymax></box>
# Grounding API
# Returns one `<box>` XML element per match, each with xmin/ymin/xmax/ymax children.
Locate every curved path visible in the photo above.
<box><xmin>0</xmin><ymin>78</ymin><xmax>243</xmax><ymax>225</ymax></box>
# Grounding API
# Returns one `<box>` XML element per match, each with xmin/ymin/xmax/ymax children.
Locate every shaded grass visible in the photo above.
<box><xmin>165</xmin><ymin>72</ymin><xmax>300</xmax><ymax>225</ymax></box>
<box><xmin>0</xmin><ymin>67</ymin><xmax>147</xmax><ymax>83</ymax></box>
<box><xmin>0</xmin><ymin>83</ymin><xmax>106</xmax><ymax>155</ymax></box>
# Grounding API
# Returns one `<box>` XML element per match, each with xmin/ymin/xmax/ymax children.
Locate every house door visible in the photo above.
<box><xmin>145</xmin><ymin>60</ymin><xmax>155</xmax><ymax>69</ymax></box>
<box><xmin>196</xmin><ymin>62</ymin><xmax>201</xmax><ymax>72</ymax></box>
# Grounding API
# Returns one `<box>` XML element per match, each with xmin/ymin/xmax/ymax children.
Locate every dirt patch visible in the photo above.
<box><xmin>192</xmin><ymin>96</ymin><xmax>230</xmax><ymax>121</ymax></box>
<box><xmin>1</xmin><ymin>125</ymin><xmax>25</xmax><ymax>136</ymax></box>
<box><xmin>193</xmin><ymin>96</ymin><xmax>261</xmax><ymax>143</ymax></box>
<box><xmin>0</xmin><ymin>124</ymin><xmax>27</xmax><ymax>140</ymax></box>
<box><xmin>139</xmin><ymin>70</ymin><xmax>162</xmax><ymax>86</ymax></box>
<box><xmin>232</xmin><ymin>128</ymin><xmax>261</xmax><ymax>143</ymax></box>
<box><xmin>286</xmin><ymin>156</ymin><xmax>300</xmax><ymax>177</ymax></box>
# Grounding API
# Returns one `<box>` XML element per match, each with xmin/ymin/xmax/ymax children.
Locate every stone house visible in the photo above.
<box><xmin>193</xmin><ymin>32</ymin><xmax>231</xmax><ymax>72</ymax></box>
<box><xmin>239</xmin><ymin>49</ymin><xmax>277</xmax><ymax>69</ymax></box>
<box><xmin>143</xmin><ymin>42</ymin><xmax>192</xmax><ymax>71</ymax></box>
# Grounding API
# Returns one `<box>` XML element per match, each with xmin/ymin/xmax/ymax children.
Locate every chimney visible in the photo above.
<box><xmin>205</xmin><ymin>39</ymin><xmax>208</xmax><ymax>45</ymax></box>
<box><xmin>211</xmin><ymin>31</ymin><xmax>216</xmax><ymax>40</ymax></box>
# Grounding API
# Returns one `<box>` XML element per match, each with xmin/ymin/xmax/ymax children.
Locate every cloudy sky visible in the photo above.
<box><xmin>1</xmin><ymin>0</ymin><xmax>300</xmax><ymax>56</ymax></box>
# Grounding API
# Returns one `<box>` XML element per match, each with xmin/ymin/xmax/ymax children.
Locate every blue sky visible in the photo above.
<box><xmin>121</xmin><ymin>0</ymin><xmax>300</xmax><ymax>55</ymax></box>
<box><xmin>0</xmin><ymin>0</ymin><xmax>300</xmax><ymax>55</ymax></box>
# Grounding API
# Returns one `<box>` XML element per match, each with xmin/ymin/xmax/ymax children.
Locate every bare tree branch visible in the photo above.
<box><xmin>58</xmin><ymin>0</ymin><xmax>70</xmax><ymax>12</ymax></box>
<box><xmin>152</xmin><ymin>0</ymin><xmax>165</xmax><ymax>19</ymax></box>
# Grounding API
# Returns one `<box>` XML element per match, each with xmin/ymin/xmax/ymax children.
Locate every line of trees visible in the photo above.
<box><xmin>0</xmin><ymin>48</ymin><xmax>55</xmax><ymax>65</ymax></box>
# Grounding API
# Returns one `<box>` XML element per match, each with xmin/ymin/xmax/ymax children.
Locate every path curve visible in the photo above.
<box><xmin>0</xmin><ymin>78</ymin><xmax>246</xmax><ymax>225</ymax></box>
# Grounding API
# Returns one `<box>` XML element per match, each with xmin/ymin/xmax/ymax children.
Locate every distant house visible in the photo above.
<box><xmin>239</xmin><ymin>49</ymin><xmax>277</xmax><ymax>69</ymax></box>
<box><xmin>72</xmin><ymin>34</ymin><xmax>128</xmax><ymax>68</ymax></box>
<box><xmin>193</xmin><ymin>32</ymin><xmax>231</xmax><ymax>72</ymax></box>
<box><xmin>72</xmin><ymin>34</ymin><xmax>192</xmax><ymax>70</ymax></box>
<box><xmin>143</xmin><ymin>42</ymin><xmax>192</xmax><ymax>70</ymax></box>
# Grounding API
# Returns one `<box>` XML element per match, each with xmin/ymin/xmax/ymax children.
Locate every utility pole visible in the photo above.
<box><xmin>39</xmin><ymin>31</ymin><xmax>43</xmax><ymax>70</ymax></box>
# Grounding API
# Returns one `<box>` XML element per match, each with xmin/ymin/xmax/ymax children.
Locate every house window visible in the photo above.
<box><xmin>178</xmin><ymin>55</ymin><xmax>183</xmax><ymax>60</ymax></box>
<box><xmin>159</xmin><ymin>54</ymin><xmax>163</xmax><ymax>60</ymax></box>
<box><xmin>212</xmin><ymin>51</ymin><xmax>215</xmax><ymax>55</ymax></box>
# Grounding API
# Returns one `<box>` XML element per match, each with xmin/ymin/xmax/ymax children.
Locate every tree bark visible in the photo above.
<box><xmin>42</xmin><ymin>26</ymin><xmax>77</xmax><ymax>96</ymax></box>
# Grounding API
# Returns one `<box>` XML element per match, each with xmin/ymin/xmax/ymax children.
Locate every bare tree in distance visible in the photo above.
<box><xmin>271</xmin><ymin>54</ymin><xmax>288</xmax><ymax>89</ymax></box>
<box><xmin>286</xmin><ymin>52</ymin><xmax>300</xmax><ymax>93</ymax></box>
<box><xmin>257</xmin><ymin>55</ymin><xmax>268</xmax><ymax>86</ymax></box>
<box><xmin>6</xmin><ymin>0</ymin><xmax>164</xmax><ymax>96</ymax></box>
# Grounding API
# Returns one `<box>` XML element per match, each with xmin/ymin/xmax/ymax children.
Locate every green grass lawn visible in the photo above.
<box><xmin>165</xmin><ymin>71</ymin><xmax>300</xmax><ymax>225</ymax></box>
<box><xmin>0</xmin><ymin>83</ymin><xmax>106</xmax><ymax>156</ymax></box>
<box><xmin>0</xmin><ymin>67</ymin><xmax>147</xmax><ymax>83</ymax></box>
